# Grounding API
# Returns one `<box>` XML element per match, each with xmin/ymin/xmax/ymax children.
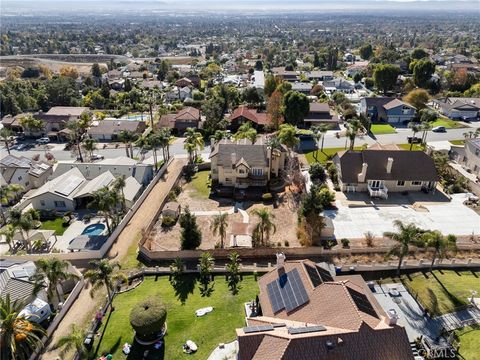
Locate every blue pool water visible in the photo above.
<box><xmin>82</xmin><ymin>224</ymin><xmax>106</xmax><ymax>236</ymax></box>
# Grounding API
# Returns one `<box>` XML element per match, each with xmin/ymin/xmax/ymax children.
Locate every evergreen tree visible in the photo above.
<box><xmin>179</xmin><ymin>206</ymin><xmax>202</xmax><ymax>250</ymax></box>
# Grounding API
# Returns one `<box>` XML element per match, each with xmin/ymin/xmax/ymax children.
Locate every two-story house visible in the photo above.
<box><xmin>0</xmin><ymin>154</ymin><xmax>52</xmax><ymax>194</ymax></box>
<box><xmin>431</xmin><ymin>97</ymin><xmax>480</xmax><ymax>120</ymax></box>
<box><xmin>158</xmin><ymin>107</ymin><xmax>202</xmax><ymax>134</ymax></box>
<box><xmin>210</xmin><ymin>138</ymin><xmax>287</xmax><ymax>189</ymax></box>
<box><xmin>36</xmin><ymin>106</ymin><xmax>90</xmax><ymax>136</ymax></box>
<box><xmin>359</xmin><ymin>98</ymin><xmax>416</xmax><ymax>124</ymax></box>
<box><xmin>333</xmin><ymin>149</ymin><xmax>439</xmax><ymax>199</ymax></box>
<box><xmin>303</xmin><ymin>102</ymin><xmax>340</xmax><ymax>127</ymax></box>
<box><xmin>451</xmin><ymin>139</ymin><xmax>480</xmax><ymax>176</ymax></box>
<box><xmin>228</xmin><ymin>106</ymin><xmax>274</xmax><ymax>131</ymax></box>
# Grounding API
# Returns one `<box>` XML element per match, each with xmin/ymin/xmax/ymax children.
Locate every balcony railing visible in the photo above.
<box><xmin>368</xmin><ymin>185</ymin><xmax>388</xmax><ymax>199</ymax></box>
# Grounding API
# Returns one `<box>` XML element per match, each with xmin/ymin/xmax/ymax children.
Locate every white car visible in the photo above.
<box><xmin>36</xmin><ymin>137</ymin><xmax>50</xmax><ymax>144</ymax></box>
<box><xmin>90</xmin><ymin>154</ymin><xmax>105</xmax><ymax>161</ymax></box>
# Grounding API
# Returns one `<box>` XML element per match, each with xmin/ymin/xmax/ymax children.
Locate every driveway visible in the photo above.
<box><xmin>324</xmin><ymin>193</ymin><xmax>480</xmax><ymax>239</ymax></box>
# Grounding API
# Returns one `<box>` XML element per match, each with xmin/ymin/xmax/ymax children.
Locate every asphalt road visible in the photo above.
<box><xmin>1</xmin><ymin>127</ymin><xmax>474</xmax><ymax>161</ymax></box>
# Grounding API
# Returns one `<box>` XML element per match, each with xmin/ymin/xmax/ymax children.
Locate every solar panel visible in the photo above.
<box><xmin>288</xmin><ymin>325</ymin><xmax>327</xmax><ymax>335</ymax></box>
<box><xmin>304</xmin><ymin>264</ymin><xmax>323</xmax><ymax>287</ymax></box>
<box><xmin>55</xmin><ymin>176</ymin><xmax>83</xmax><ymax>196</ymax></box>
<box><xmin>243</xmin><ymin>325</ymin><xmax>274</xmax><ymax>334</ymax></box>
<box><xmin>267</xmin><ymin>268</ymin><xmax>309</xmax><ymax>314</ymax></box>
<box><xmin>316</xmin><ymin>265</ymin><xmax>334</xmax><ymax>282</ymax></box>
<box><xmin>347</xmin><ymin>287</ymin><xmax>378</xmax><ymax>318</ymax></box>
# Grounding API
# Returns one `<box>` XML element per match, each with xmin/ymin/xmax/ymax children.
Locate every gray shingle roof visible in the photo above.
<box><xmin>211</xmin><ymin>138</ymin><xmax>270</xmax><ymax>168</ymax></box>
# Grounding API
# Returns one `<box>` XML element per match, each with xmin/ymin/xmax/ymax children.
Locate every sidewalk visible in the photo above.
<box><xmin>40</xmin><ymin>158</ymin><xmax>187</xmax><ymax>359</ymax></box>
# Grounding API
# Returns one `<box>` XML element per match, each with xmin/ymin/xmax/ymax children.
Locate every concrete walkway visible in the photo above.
<box><xmin>40</xmin><ymin>158</ymin><xmax>187</xmax><ymax>360</ymax></box>
<box><xmin>191</xmin><ymin>207</ymin><xmax>235</xmax><ymax>216</ymax></box>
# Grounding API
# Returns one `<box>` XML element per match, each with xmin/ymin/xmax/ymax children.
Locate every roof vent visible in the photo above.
<box><xmin>326</xmin><ymin>340</ymin><xmax>334</xmax><ymax>351</ymax></box>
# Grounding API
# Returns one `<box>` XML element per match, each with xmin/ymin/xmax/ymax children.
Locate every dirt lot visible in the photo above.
<box><xmin>146</xmin><ymin>178</ymin><xmax>301</xmax><ymax>251</ymax></box>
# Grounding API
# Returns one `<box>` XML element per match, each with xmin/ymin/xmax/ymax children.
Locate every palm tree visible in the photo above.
<box><xmin>419</xmin><ymin>121</ymin><xmax>432</xmax><ymax>144</ymax></box>
<box><xmin>233</xmin><ymin>122</ymin><xmax>257</xmax><ymax>144</ymax></box>
<box><xmin>0</xmin><ymin>294</ymin><xmax>45</xmax><ymax>360</ymax></box>
<box><xmin>184</xmin><ymin>127</ymin><xmax>204</xmax><ymax>163</ymax></box>
<box><xmin>0</xmin><ymin>224</ymin><xmax>16</xmax><ymax>253</ymax></box>
<box><xmin>148</xmin><ymin>133</ymin><xmax>161</xmax><ymax>171</ymax></box>
<box><xmin>422</xmin><ymin>231</ymin><xmax>457</xmax><ymax>271</ymax></box>
<box><xmin>210</xmin><ymin>212</ymin><xmax>228</xmax><ymax>249</ymax></box>
<box><xmin>84</xmin><ymin>259</ymin><xmax>127</xmax><ymax>311</ymax></box>
<box><xmin>311</xmin><ymin>124</ymin><xmax>329</xmax><ymax>160</ymax></box>
<box><xmin>118</xmin><ymin>130</ymin><xmax>138</xmax><ymax>158</ymax></box>
<box><xmin>88</xmin><ymin>187</ymin><xmax>115</xmax><ymax>234</ymax></box>
<box><xmin>383</xmin><ymin>220</ymin><xmax>423</xmax><ymax>276</ymax></box>
<box><xmin>135</xmin><ymin>134</ymin><xmax>150</xmax><ymax>161</ymax></box>
<box><xmin>32</xmin><ymin>258</ymin><xmax>79</xmax><ymax>304</ymax></box>
<box><xmin>66</xmin><ymin>120</ymin><xmax>85</xmax><ymax>162</ymax></box>
<box><xmin>251</xmin><ymin>208</ymin><xmax>276</xmax><ymax>247</ymax></box>
<box><xmin>16</xmin><ymin>210</ymin><xmax>39</xmax><ymax>253</ymax></box>
<box><xmin>198</xmin><ymin>252</ymin><xmax>214</xmax><ymax>285</ymax></box>
<box><xmin>0</xmin><ymin>128</ymin><xmax>13</xmax><ymax>155</ymax></box>
<box><xmin>82</xmin><ymin>137</ymin><xmax>97</xmax><ymax>160</ymax></box>
<box><xmin>210</xmin><ymin>130</ymin><xmax>228</xmax><ymax>145</ymax></box>
<box><xmin>408</xmin><ymin>122</ymin><xmax>421</xmax><ymax>150</ymax></box>
<box><xmin>112</xmin><ymin>176</ymin><xmax>127</xmax><ymax>212</ymax></box>
<box><xmin>53</xmin><ymin>324</ymin><xmax>89</xmax><ymax>359</ymax></box>
<box><xmin>158</xmin><ymin>127</ymin><xmax>173</xmax><ymax>161</ymax></box>
<box><xmin>346</xmin><ymin>118</ymin><xmax>362</xmax><ymax>150</ymax></box>
<box><xmin>0</xmin><ymin>184</ymin><xmax>24</xmax><ymax>224</ymax></box>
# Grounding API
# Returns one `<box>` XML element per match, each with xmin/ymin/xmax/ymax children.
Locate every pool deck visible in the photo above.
<box><xmin>53</xmin><ymin>217</ymin><xmax>106</xmax><ymax>252</ymax></box>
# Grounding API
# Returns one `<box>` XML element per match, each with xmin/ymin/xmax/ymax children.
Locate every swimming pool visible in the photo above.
<box><xmin>82</xmin><ymin>223</ymin><xmax>106</xmax><ymax>236</ymax></box>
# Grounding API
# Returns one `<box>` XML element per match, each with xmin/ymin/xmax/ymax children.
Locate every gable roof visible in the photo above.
<box><xmin>335</xmin><ymin>150</ymin><xmax>439</xmax><ymax>183</ymax></box>
<box><xmin>433</xmin><ymin>97</ymin><xmax>480</xmax><ymax>111</ymax></box>
<box><xmin>229</xmin><ymin>106</ymin><xmax>271</xmax><ymax>126</ymax></box>
<box><xmin>383</xmin><ymin>99</ymin><xmax>415</xmax><ymax>110</ymax></box>
<box><xmin>87</xmin><ymin>120</ymin><xmax>146</xmax><ymax>136</ymax></box>
<box><xmin>28</xmin><ymin>167</ymin><xmax>86</xmax><ymax>200</ymax></box>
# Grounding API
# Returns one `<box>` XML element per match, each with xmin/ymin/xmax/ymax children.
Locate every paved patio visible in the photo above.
<box><xmin>324</xmin><ymin>193</ymin><xmax>480</xmax><ymax>239</ymax></box>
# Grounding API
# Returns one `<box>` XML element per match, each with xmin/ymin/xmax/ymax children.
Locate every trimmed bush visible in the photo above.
<box><xmin>130</xmin><ymin>297</ymin><xmax>167</xmax><ymax>341</ymax></box>
<box><xmin>341</xmin><ymin>238</ymin><xmax>350</xmax><ymax>248</ymax></box>
<box><xmin>262</xmin><ymin>193</ymin><xmax>273</xmax><ymax>201</ymax></box>
<box><xmin>161</xmin><ymin>216</ymin><xmax>176</xmax><ymax>228</ymax></box>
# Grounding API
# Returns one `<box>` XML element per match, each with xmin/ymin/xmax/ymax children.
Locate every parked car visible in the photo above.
<box><xmin>407</xmin><ymin>136</ymin><xmax>422</xmax><ymax>144</ymax></box>
<box><xmin>36</xmin><ymin>137</ymin><xmax>50</xmax><ymax>144</ymax></box>
<box><xmin>16</xmin><ymin>143</ymin><xmax>29</xmax><ymax>150</ymax></box>
<box><xmin>432</xmin><ymin>126</ymin><xmax>446</xmax><ymax>133</ymax></box>
<box><xmin>90</xmin><ymin>154</ymin><xmax>105</xmax><ymax>161</ymax></box>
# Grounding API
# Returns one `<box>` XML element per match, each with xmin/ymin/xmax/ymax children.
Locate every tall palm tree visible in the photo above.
<box><xmin>0</xmin><ymin>294</ymin><xmax>45</xmax><ymax>360</ymax></box>
<box><xmin>422</xmin><ymin>231</ymin><xmax>457</xmax><ymax>271</ymax></box>
<box><xmin>66</xmin><ymin>120</ymin><xmax>85</xmax><ymax>162</ymax></box>
<box><xmin>158</xmin><ymin>127</ymin><xmax>173</xmax><ymax>161</ymax></box>
<box><xmin>0</xmin><ymin>184</ymin><xmax>24</xmax><ymax>224</ymax></box>
<box><xmin>135</xmin><ymin>134</ymin><xmax>150</xmax><ymax>161</ymax></box>
<box><xmin>112</xmin><ymin>176</ymin><xmax>127</xmax><ymax>212</ymax></box>
<box><xmin>408</xmin><ymin>122</ymin><xmax>421</xmax><ymax>151</ymax></box>
<box><xmin>251</xmin><ymin>208</ymin><xmax>276</xmax><ymax>247</ymax></box>
<box><xmin>53</xmin><ymin>324</ymin><xmax>89</xmax><ymax>359</ymax></box>
<box><xmin>82</xmin><ymin>137</ymin><xmax>97</xmax><ymax>160</ymax></box>
<box><xmin>210</xmin><ymin>212</ymin><xmax>229</xmax><ymax>249</ymax></box>
<box><xmin>311</xmin><ymin>124</ymin><xmax>329</xmax><ymax>160</ymax></box>
<box><xmin>32</xmin><ymin>258</ymin><xmax>79</xmax><ymax>304</ymax></box>
<box><xmin>0</xmin><ymin>128</ymin><xmax>13</xmax><ymax>155</ymax></box>
<box><xmin>346</xmin><ymin>118</ymin><xmax>362</xmax><ymax>150</ymax></box>
<box><xmin>184</xmin><ymin>127</ymin><xmax>204</xmax><ymax>163</ymax></box>
<box><xmin>210</xmin><ymin>130</ymin><xmax>228</xmax><ymax>145</ymax></box>
<box><xmin>84</xmin><ymin>259</ymin><xmax>127</xmax><ymax>311</ymax></box>
<box><xmin>233</xmin><ymin>122</ymin><xmax>257</xmax><ymax>144</ymax></box>
<box><xmin>419</xmin><ymin>121</ymin><xmax>432</xmax><ymax>144</ymax></box>
<box><xmin>118</xmin><ymin>130</ymin><xmax>138</xmax><ymax>158</ymax></box>
<box><xmin>0</xmin><ymin>224</ymin><xmax>16</xmax><ymax>253</ymax></box>
<box><xmin>16</xmin><ymin>211</ymin><xmax>38</xmax><ymax>253</ymax></box>
<box><xmin>88</xmin><ymin>187</ymin><xmax>115</xmax><ymax>234</ymax></box>
<box><xmin>148</xmin><ymin>133</ymin><xmax>161</xmax><ymax>171</ymax></box>
<box><xmin>383</xmin><ymin>220</ymin><xmax>423</xmax><ymax>276</ymax></box>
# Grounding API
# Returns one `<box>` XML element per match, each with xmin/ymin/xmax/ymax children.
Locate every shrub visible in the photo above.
<box><xmin>179</xmin><ymin>206</ymin><xmax>202</xmax><ymax>250</ymax></box>
<box><xmin>262</xmin><ymin>193</ymin><xmax>273</xmax><ymax>201</ymax></box>
<box><xmin>130</xmin><ymin>297</ymin><xmax>167</xmax><ymax>341</ymax></box>
<box><xmin>309</xmin><ymin>163</ymin><xmax>327</xmax><ymax>184</ymax></box>
<box><xmin>364</xmin><ymin>231</ymin><xmax>374</xmax><ymax>247</ymax></box>
<box><xmin>284</xmin><ymin>240</ymin><xmax>290</xmax><ymax>247</ymax></box>
<box><xmin>166</xmin><ymin>190</ymin><xmax>177</xmax><ymax>202</ymax></box>
<box><xmin>341</xmin><ymin>238</ymin><xmax>350</xmax><ymax>248</ymax></box>
<box><xmin>161</xmin><ymin>216</ymin><xmax>176</xmax><ymax>228</ymax></box>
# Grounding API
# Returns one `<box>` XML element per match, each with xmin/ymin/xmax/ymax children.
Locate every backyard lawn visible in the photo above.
<box><xmin>370</xmin><ymin>123</ymin><xmax>396</xmax><ymax>135</ymax></box>
<box><xmin>305</xmin><ymin>146</ymin><xmax>362</xmax><ymax>164</ymax></box>
<box><xmin>455</xmin><ymin>326</ymin><xmax>480</xmax><ymax>360</ymax></box>
<box><xmin>399</xmin><ymin>270</ymin><xmax>480</xmax><ymax>316</ymax></box>
<box><xmin>95</xmin><ymin>275</ymin><xmax>259</xmax><ymax>359</ymax></box>
<box><xmin>397</xmin><ymin>143</ymin><xmax>424</xmax><ymax>151</ymax></box>
<box><xmin>40</xmin><ymin>218</ymin><xmax>67</xmax><ymax>236</ymax></box>
<box><xmin>185</xmin><ymin>170</ymin><xmax>211</xmax><ymax>199</ymax></box>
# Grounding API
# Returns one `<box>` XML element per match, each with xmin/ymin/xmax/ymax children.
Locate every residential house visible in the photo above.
<box><xmin>1</xmin><ymin>113</ymin><xmax>30</xmax><ymax>133</ymax></box>
<box><xmin>0</xmin><ymin>260</ymin><xmax>47</xmax><ymax>303</ymax></box>
<box><xmin>271</xmin><ymin>67</ymin><xmax>299</xmax><ymax>82</ymax></box>
<box><xmin>228</xmin><ymin>106</ymin><xmax>274</xmax><ymax>131</ymax></box>
<box><xmin>53</xmin><ymin>156</ymin><xmax>154</xmax><ymax>185</ymax></box>
<box><xmin>451</xmin><ymin>139</ymin><xmax>480</xmax><ymax>177</ymax></box>
<box><xmin>0</xmin><ymin>154</ymin><xmax>52</xmax><ymax>192</ymax></box>
<box><xmin>333</xmin><ymin>149</ymin><xmax>439</xmax><ymax>199</ymax></box>
<box><xmin>253</xmin><ymin>70</ymin><xmax>265</xmax><ymax>91</ymax></box>
<box><xmin>323</xmin><ymin>78</ymin><xmax>355</xmax><ymax>94</ymax></box>
<box><xmin>431</xmin><ymin>97</ymin><xmax>480</xmax><ymax>120</ymax></box>
<box><xmin>359</xmin><ymin>97</ymin><xmax>416</xmax><ymax>124</ymax></box>
<box><xmin>87</xmin><ymin>119</ymin><xmax>147</xmax><ymax>141</ymax></box>
<box><xmin>236</xmin><ymin>257</ymin><xmax>413</xmax><ymax>360</ymax></box>
<box><xmin>291</xmin><ymin>82</ymin><xmax>313</xmax><ymax>95</ymax></box>
<box><xmin>158</xmin><ymin>107</ymin><xmax>202</xmax><ymax>134</ymax></box>
<box><xmin>165</xmin><ymin>86</ymin><xmax>192</xmax><ymax>102</ymax></box>
<box><xmin>303</xmin><ymin>102</ymin><xmax>340</xmax><ymax>127</ymax></box>
<box><xmin>138</xmin><ymin>80</ymin><xmax>165</xmax><ymax>90</ymax></box>
<box><xmin>306</xmin><ymin>71</ymin><xmax>333</xmax><ymax>81</ymax></box>
<box><xmin>210</xmin><ymin>138</ymin><xmax>287</xmax><ymax>189</ymax></box>
<box><xmin>36</xmin><ymin>106</ymin><xmax>90</xmax><ymax>137</ymax></box>
<box><xmin>175</xmin><ymin>77</ymin><xmax>193</xmax><ymax>88</ymax></box>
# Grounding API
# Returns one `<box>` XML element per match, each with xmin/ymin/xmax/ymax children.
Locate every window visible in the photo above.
<box><xmin>411</xmin><ymin>181</ymin><xmax>422</xmax><ymax>186</ymax></box>
<box><xmin>402</xmin><ymin>106</ymin><xmax>411</xmax><ymax>115</ymax></box>
<box><xmin>397</xmin><ymin>180</ymin><xmax>405</xmax><ymax>186</ymax></box>
<box><xmin>252</xmin><ymin>168</ymin><xmax>263</xmax><ymax>176</ymax></box>
<box><xmin>40</xmin><ymin>200</ymin><xmax>46</xmax><ymax>206</ymax></box>
<box><xmin>25</xmin><ymin>182</ymin><xmax>30</xmax><ymax>187</ymax></box>
<box><xmin>238</xmin><ymin>169</ymin><xmax>245</xmax><ymax>174</ymax></box>
<box><xmin>18</xmin><ymin>176</ymin><xmax>23</xmax><ymax>181</ymax></box>
<box><xmin>54</xmin><ymin>201</ymin><xmax>66</xmax><ymax>208</ymax></box>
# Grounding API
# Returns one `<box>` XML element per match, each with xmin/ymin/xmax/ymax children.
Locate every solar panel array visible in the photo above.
<box><xmin>347</xmin><ymin>287</ymin><xmax>378</xmax><ymax>318</ymax></box>
<box><xmin>243</xmin><ymin>325</ymin><xmax>274</xmax><ymax>334</ymax></box>
<box><xmin>55</xmin><ymin>176</ymin><xmax>83</xmax><ymax>196</ymax></box>
<box><xmin>266</xmin><ymin>268</ymin><xmax>309</xmax><ymax>313</ymax></box>
<box><xmin>288</xmin><ymin>325</ymin><xmax>327</xmax><ymax>335</ymax></box>
<box><xmin>316</xmin><ymin>265</ymin><xmax>334</xmax><ymax>282</ymax></box>
<box><xmin>304</xmin><ymin>264</ymin><xmax>323</xmax><ymax>287</ymax></box>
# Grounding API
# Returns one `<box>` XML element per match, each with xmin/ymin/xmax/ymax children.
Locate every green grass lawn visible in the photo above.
<box><xmin>370</xmin><ymin>123</ymin><xmax>397</xmax><ymax>135</ymax></box>
<box><xmin>185</xmin><ymin>170</ymin><xmax>211</xmax><ymax>198</ymax></box>
<box><xmin>397</xmin><ymin>270</ymin><xmax>480</xmax><ymax>316</ymax></box>
<box><xmin>449</xmin><ymin>139</ymin><xmax>465</xmax><ymax>146</ymax></box>
<box><xmin>95</xmin><ymin>275</ymin><xmax>259</xmax><ymax>359</ymax></box>
<box><xmin>40</xmin><ymin>218</ymin><xmax>67</xmax><ymax>236</ymax></box>
<box><xmin>431</xmin><ymin>117</ymin><xmax>464</xmax><ymax>129</ymax></box>
<box><xmin>397</xmin><ymin>143</ymin><xmax>424</xmax><ymax>151</ymax></box>
<box><xmin>305</xmin><ymin>146</ymin><xmax>362</xmax><ymax>164</ymax></box>
<box><xmin>455</xmin><ymin>326</ymin><xmax>480</xmax><ymax>360</ymax></box>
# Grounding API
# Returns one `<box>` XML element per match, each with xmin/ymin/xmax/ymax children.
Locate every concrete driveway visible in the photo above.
<box><xmin>324</xmin><ymin>193</ymin><xmax>480</xmax><ymax>239</ymax></box>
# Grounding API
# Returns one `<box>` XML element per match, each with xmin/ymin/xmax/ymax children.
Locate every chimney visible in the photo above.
<box><xmin>231</xmin><ymin>152</ymin><xmax>236</xmax><ymax>166</ymax></box>
<box><xmin>357</xmin><ymin>163</ymin><xmax>368</xmax><ymax>183</ymax></box>
<box><xmin>386</xmin><ymin>157</ymin><xmax>394</xmax><ymax>174</ymax></box>
<box><xmin>276</xmin><ymin>253</ymin><xmax>286</xmax><ymax>269</ymax></box>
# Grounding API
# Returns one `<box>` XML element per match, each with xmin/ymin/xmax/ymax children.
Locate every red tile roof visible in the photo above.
<box><xmin>229</xmin><ymin>106</ymin><xmax>272</xmax><ymax>126</ymax></box>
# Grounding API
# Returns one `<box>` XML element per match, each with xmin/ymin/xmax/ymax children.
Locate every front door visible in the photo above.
<box><xmin>369</xmin><ymin>180</ymin><xmax>382</xmax><ymax>189</ymax></box>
